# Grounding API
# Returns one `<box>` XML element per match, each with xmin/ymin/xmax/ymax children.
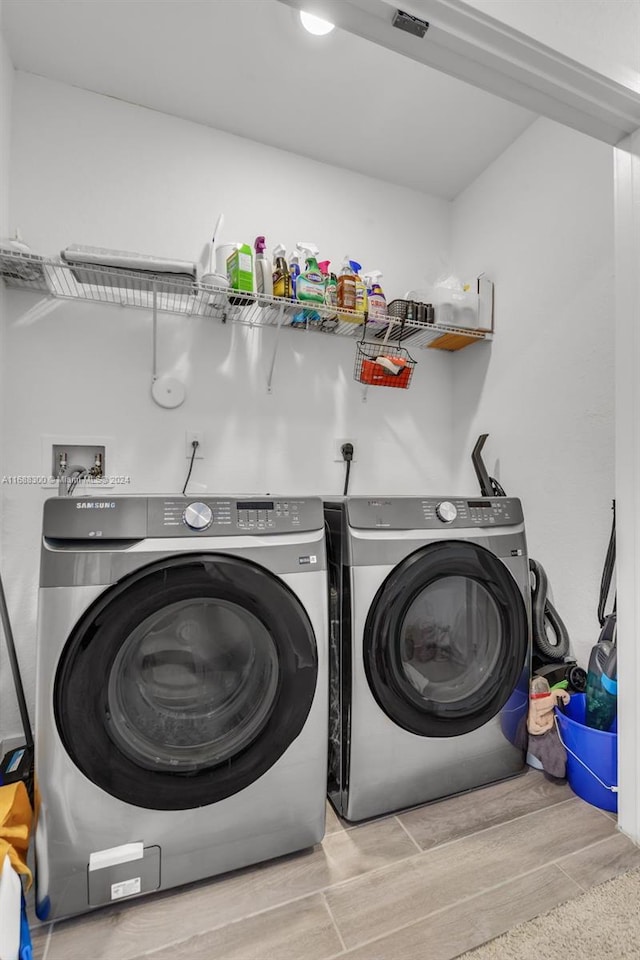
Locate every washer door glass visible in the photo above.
<box><xmin>107</xmin><ymin>598</ymin><xmax>279</xmax><ymax>773</ymax></box>
<box><xmin>364</xmin><ymin>541</ymin><xmax>528</xmax><ymax>737</ymax></box>
<box><xmin>55</xmin><ymin>554</ymin><xmax>318</xmax><ymax>809</ymax></box>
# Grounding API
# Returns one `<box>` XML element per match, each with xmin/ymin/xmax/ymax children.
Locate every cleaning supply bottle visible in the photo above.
<box><xmin>254</xmin><ymin>236</ymin><xmax>273</xmax><ymax>304</ymax></box>
<box><xmin>364</xmin><ymin>271</ymin><xmax>387</xmax><ymax>326</ymax></box>
<box><xmin>289</xmin><ymin>251</ymin><xmax>300</xmax><ymax>300</ymax></box>
<box><xmin>291</xmin><ymin>243</ymin><xmax>324</xmax><ymax>325</ymax></box>
<box><xmin>319</xmin><ymin>260</ymin><xmax>337</xmax><ymax>309</ymax></box>
<box><xmin>337</xmin><ymin>256</ymin><xmax>357</xmax><ymax>321</ymax></box>
<box><xmin>585</xmin><ymin>617</ymin><xmax>618</xmax><ymax>731</ymax></box>
<box><xmin>350</xmin><ymin>260</ymin><xmax>366</xmax><ymax>320</ymax></box>
<box><xmin>226</xmin><ymin>242</ymin><xmax>254</xmax><ymax>305</ymax></box>
<box><xmin>272</xmin><ymin>244</ymin><xmax>292</xmax><ymax>300</ymax></box>
<box><xmin>295</xmin><ymin>244</ymin><xmax>325</xmax><ymax>304</ymax></box>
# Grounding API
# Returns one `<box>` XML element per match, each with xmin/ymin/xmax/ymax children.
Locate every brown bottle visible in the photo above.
<box><xmin>337</xmin><ymin>258</ymin><xmax>357</xmax><ymax>321</ymax></box>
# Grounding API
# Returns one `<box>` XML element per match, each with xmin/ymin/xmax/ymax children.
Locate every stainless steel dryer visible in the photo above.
<box><xmin>325</xmin><ymin>496</ymin><xmax>531</xmax><ymax>822</ymax></box>
<box><xmin>35</xmin><ymin>495</ymin><xmax>328</xmax><ymax>920</ymax></box>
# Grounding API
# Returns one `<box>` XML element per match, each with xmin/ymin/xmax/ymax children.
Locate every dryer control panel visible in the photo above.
<box><xmin>347</xmin><ymin>497</ymin><xmax>524</xmax><ymax>530</ymax></box>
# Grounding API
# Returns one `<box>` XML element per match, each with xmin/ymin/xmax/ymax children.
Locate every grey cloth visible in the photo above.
<box><xmin>514</xmin><ymin>715</ymin><xmax>567</xmax><ymax>780</ymax></box>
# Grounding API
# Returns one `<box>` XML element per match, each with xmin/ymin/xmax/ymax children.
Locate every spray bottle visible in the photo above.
<box><xmin>350</xmin><ymin>260</ymin><xmax>366</xmax><ymax>319</ymax></box>
<box><xmin>337</xmin><ymin>256</ymin><xmax>357</xmax><ymax>321</ymax></box>
<box><xmin>296</xmin><ymin>243</ymin><xmax>325</xmax><ymax>304</ymax></box>
<box><xmin>254</xmin><ymin>236</ymin><xmax>273</xmax><ymax>304</ymax></box>
<box><xmin>319</xmin><ymin>260</ymin><xmax>337</xmax><ymax>311</ymax></box>
<box><xmin>289</xmin><ymin>250</ymin><xmax>301</xmax><ymax>300</ymax></box>
<box><xmin>272</xmin><ymin>244</ymin><xmax>292</xmax><ymax>300</ymax></box>
<box><xmin>364</xmin><ymin>270</ymin><xmax>387</xmax><ymax>326</ymax></box>
<box><xmin>291</xmin><ymin>243</ymin><xmax>324</xmax><ymax>325</ymax></box>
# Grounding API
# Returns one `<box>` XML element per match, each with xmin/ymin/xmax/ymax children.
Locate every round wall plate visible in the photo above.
<box><xmin>151</xmin><ymin>376</ymin><xmax>186</xmax><ymax>409</ymax></box>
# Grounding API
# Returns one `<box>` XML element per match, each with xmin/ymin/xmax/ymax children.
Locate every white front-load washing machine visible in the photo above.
<box><xmin>35</xmin><ymin>495</ymin><xmax>328</xmax><ymax>920</ymax></box>
<box><xmin>325</xmin><ymin>496</ymin><xmax>531</xmax><ymax>822</ymax></box>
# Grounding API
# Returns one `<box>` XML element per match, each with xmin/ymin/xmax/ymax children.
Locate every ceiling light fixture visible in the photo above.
<box><xmin>299</xmin><ymin>11</ymin><xmax>335</xmax><ymax>36</ymax></box>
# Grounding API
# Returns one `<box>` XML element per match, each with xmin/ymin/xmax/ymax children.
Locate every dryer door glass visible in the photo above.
<box><xmin>399</xmin><ymin>576</ymin><xmax>501</xmax><ymax>705</ymax></box>
<box><xmin>54</xmin><ymin>554</ymin><xmax>318</xmax><ymax>809</ymax></box>
<box><xmin>364</xmin><ymin>541</ymin><xmax>528</xmax><ymax>737</ymax></box>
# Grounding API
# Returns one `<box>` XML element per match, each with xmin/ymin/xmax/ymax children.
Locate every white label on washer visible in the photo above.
<box><xmin>89</xmin><ymin>842</ymin><xmax>144</xmax><ymax>871</ymax></box>
<box><xmin>111</xmin><ymin>877</ymin><xmax>141</xmax><ymax>900</ymax></box>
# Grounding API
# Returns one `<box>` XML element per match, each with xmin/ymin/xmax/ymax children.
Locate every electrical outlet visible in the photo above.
<box><xmin>334</xmin><ymin>438</ymin><xmax>357</xmax><ymax>462</ymax></box>
<box><xmin>186</xmin><ymin>431</ymin><xmax>205</xmax><ymax>459</ymax></box>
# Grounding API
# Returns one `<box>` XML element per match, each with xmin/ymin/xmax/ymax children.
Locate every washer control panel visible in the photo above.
<box><xmin>149</xmin><ymin>497</ymin><xmax>322</xmax><ymax>536</ymax></box>
<box><xmin>347</xmin><ymin>496</ymin><xmax>523</xmax><ymax>530</ymax></box>
<box><xmin>42</xmin><ymin>496</ymin><xmax>324</xmax><ymax>540</ymax></box>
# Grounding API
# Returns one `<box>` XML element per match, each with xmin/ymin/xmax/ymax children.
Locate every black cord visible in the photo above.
<box><xmin>598</xmin><ymin>500</ymin><xmax>616</xmax><ymax>627</ymax></box>
<box><xmin>183</xmin><ymin>440</ymin><xmax>199</xmax><ymax>495</ymax></box>
<box><xmin>343</xmin><ymin>460</ymin><xmax>351</xmax><ymax>497</ymax></box>
<box><xmin>341</xmin><ymin>443</ymin><xmax>354</xmax><ymax>496</ymax></box>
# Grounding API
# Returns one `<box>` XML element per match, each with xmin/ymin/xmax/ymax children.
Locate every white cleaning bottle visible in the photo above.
<box><xmin>254</xmin><ymin>236</ymin><xmax>273</xmax><ymax>304</ymax></box>
<box><xmin>365</xmin><ymin>270</ymin><xmax>387</xmax><ymax>326</ymax></box>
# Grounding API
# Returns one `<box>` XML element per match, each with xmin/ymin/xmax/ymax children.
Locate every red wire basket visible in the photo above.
<box><xmin>354</xmin><ymin>340</ymin><xmax>416</xmax><ymax>389</ymax></box>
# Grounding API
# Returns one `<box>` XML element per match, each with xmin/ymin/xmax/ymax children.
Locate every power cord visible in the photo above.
<box><xmin>342</xmin><ymin>443</ymin><xmax>354</xmax><ymax>496</ymax></box>
<box><xmin>183</xmin><ymin>440</ymin><xmax>199</xmax><ymax>496</ymax></box>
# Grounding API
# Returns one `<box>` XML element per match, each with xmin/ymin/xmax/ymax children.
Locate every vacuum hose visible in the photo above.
<box><xmin>529</xmin><ymin>558</ymin><xmax>571</xmax><ymax>661</ymax></box>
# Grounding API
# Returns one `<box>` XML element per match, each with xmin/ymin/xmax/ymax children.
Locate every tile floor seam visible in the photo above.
<box><xmin>321</xmin><ymin>891</ymin><xmax>348</xmax><ymax>955</ymax></box>
<box><xmin>393</xmin><ymin>816</ymin><xmax>423</xmax><ymax>852</ymax></box>
<box><xmin>555</xmin><ymin>860</ymin><xmax>588</xmax><ymax>894</ymax></box>
<box><xmin>321</xmin><ymin>853</ymin><xmax>591</xmax><ymax>958</ymax></box>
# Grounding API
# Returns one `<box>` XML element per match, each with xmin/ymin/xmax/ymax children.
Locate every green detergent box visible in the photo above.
<box><xmin>226</xmin><ymin>243</ymin><xmax>254</xmax><ymax>293</ymax></box>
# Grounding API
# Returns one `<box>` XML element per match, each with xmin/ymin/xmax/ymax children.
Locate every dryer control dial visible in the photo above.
<box><xmin>436</xmin><ymin>501</ymin><xmax>457</xmax><ymax>523</ymax></box>
<box><xmin>183</xmin><ymin>501</ymin><xmax>213</xmax><ymax>531</ymax></box>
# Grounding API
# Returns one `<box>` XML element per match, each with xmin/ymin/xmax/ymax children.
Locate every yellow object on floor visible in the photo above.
<box><xmin>0</xmin><ymin>782</ymin><xmax>32</xmax><ymax>889</ymax></box>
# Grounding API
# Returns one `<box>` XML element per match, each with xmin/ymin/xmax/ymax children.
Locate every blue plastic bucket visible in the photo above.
<box><xmin>555</xmin><ymin>693</ymin><xmax>618</xmax><ymax>813</ymax></box>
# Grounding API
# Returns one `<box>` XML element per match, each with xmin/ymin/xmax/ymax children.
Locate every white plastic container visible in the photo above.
<box><xmin>406</xmin><ymin>286</ymin><xmax>479</xmax><ymax>329</ymax></box>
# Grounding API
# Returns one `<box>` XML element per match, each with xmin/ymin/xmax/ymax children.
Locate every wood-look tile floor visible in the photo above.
<box><xmin>30</xmin><ymin>771</ymin><xmax>640</xmax><ymax>960</ymax></box>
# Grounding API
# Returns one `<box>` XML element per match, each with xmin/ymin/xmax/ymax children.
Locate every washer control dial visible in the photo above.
<box><xmin>183</xmin><ymin>501</ymin><xmax>213</xmax><ymax>531</ymax></box>
<box><xmin>436</xmin><ymin>501</ymin><xmax>458</xmax><ymax>523</ymax></box>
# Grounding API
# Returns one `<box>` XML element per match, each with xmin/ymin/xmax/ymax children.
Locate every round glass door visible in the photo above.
<box><xmin>364</xmin><ymin>541</ymin><xmax>528</xmax><ymax>737</ymax></box>
<box><xmin>107</xmin><ymin>598</ymin><xmax>280</xmax><ymax>773</ymax></box>
<box><xmin>55</xmin><ymin>554</ymin><xmax>318</xmax><ymax>809</ymax></box>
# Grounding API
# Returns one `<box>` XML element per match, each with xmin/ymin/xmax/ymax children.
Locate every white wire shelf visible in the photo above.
<box><xmin>0</xmin><ymin>251</ymin><xmax>492</xmax><ymax>350</ymax></box>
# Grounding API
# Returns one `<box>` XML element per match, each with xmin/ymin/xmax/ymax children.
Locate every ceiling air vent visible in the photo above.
<box><xmin>392</xmin><ymin>10</ymin><xmax>429</xmax><ymax>38</ymax></box>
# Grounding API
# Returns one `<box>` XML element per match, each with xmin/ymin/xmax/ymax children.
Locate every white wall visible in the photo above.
<box><xmin>464</xmin><ymin>0</ymin><xmax>640</xmax><ymax>93</ymax></box>
<box><xmin>451</xmin><ymin>117</ymin><xmax>615</xmax><ymax>666</ymax></box>
<box><xmin>2</xmin><ymin>72</ymin><xmax>454</xmax><ymax>735</ymax></box>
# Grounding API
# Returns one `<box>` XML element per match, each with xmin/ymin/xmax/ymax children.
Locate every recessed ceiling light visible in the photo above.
<box><xmin>299</xmin><ymin>10</ymin><xmax>335</xmax><ymax>36</ymax></box>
